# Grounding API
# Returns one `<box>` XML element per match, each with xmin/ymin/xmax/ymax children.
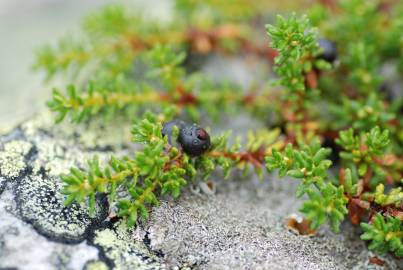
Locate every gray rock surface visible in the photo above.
<box><xmin>89</xmin><ymin>221</ymin><xmax>163</xmax><ymax>269</ymax></box>
<box><xmin>0</xmin><ymin>111</ymin><xmax>401</xmax><ymax>270</ymax></box>
<box><xmin>0</xmin><ymin>188</ymin><xmax>99</xmax><ymax>270</ymax></box>
<box><xmin>0</xmin><ymin>176</ymin><xmax>6</xmax><ymax>194</ymax></box>
<box><xmin>0</xmin><ymin>112</ymin><xmax>164</xmax><ymax>270</ymax></box>
<box><xmin>137</xmin><ymin>179</ymin><xmax>402</xmax><ymax>270</ymax></box>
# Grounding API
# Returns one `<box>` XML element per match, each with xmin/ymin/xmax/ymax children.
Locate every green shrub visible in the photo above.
<box><xmin>35</xmin><ymin>0</ymin><xmax>403</xmax><ymax>257</ymax></box>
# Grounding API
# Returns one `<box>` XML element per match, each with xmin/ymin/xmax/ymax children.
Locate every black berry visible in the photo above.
<box><xmin>379</xmin><ymin>83</ymin><xmax>394</xmax><ymax>102</ymax></box>
<box><xmin>178</xmin><ymin>124</ymin><xmax>211</xmax><ymax>156</ymax></box>
<box><xmin>318</xmin><ymin>38</ymin><xmax>337</xmax><ymax>63</ymax></box>
<box><xmin>162</xmin><ymin>120</ymin><xmax>186</xmax><ymax>145</ymax></box>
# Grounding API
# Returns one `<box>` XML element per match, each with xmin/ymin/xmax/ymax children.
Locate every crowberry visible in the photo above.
<box><xmin>178</xmin><ymin>124</ymin><xmax>211</xmax><ymax>156</ymax></box>
<box><xmin>318</xmin><ymin>38</ymin><xmax>337</xmax><ymax>63</ymax></box>
<box><xmin>162</xmin><ymin>120</ymin><xmax>211</xmax><ymax>156</ymax></box>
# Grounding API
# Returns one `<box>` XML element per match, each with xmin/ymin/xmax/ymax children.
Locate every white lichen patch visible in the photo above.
<box><xmin>84</xmin><ymin>260</ymin><xmax>109</xmax><ymax>270</ymax></box>
<box><xmin>73</xmin><ymin>117</ymin><xmax>132</xmax><ymax>150</ymax></box>
<box><xmin>21</xmin><ymin>110</ymin><xmax>131</xmax><ymax>150</ymax></box>
<box><xmin>93</xmin><ymin>221</ymin><xmax>165</xmax><ymax>270</ymax></box>
<box><xmin>16</xmin><ymin>175</ymin><xmax>107</xmax><ymax>242</ymax></box>
<box><xmin>4</xmin><ymin>140</ymin><xmax>32</xmax><ymax>154</ymax></box>
<box><xmin>0</xmin><ymin>140</ymin><xmax>32</xmax><ymax>178</ymax></box>
<box><xmin>20</xmin><ymin>110</ymin><xmax>55</xmax><ymax>137</ymax></box>
<box><xmin>19</xmin><ymin>111</ymin><xmax>125</xmax><ymax>178</ymax></box>
<box><xmin>30</xmin><ymin>138</ymin><xmax>106</xmax><ymax>177</ymax></box>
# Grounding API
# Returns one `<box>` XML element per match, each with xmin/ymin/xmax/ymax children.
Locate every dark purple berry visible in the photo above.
<box><xmin>178</xmin><ymin>124</ymin><xmax>211</xmax><ymax>156</ymax></box>
<box><xmin>318</xmin><ymin>38</ymin><xmax>337</xmax><ymax>63</ymax></box>
<box><xmin>379</xmin><ymin>83</ymin><xmax>393</xmax><ymax>102</ymax></box>
<box><xmin>162</xmin><ymin>120</ymin><xmax>186</xmax><ymax>145</ymax></box>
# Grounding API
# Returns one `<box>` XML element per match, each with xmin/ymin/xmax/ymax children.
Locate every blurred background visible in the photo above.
<box><xmin>0</xmin><ymin>0</ymin><xmax>171</xmax><ymax>130</ymax></box>
<box><xmin>0</xmin><ymin>0</ymin><xmax>312</xmax><ymax>130</ymax></box>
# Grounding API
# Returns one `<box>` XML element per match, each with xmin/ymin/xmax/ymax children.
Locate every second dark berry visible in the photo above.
<box><xmin>318</xmin><ymin>38</ymin><xmax>337</xmax><ymax>63</ymax></box>
<box><xmin>162</xmin><ymin>120</ymin><xmax>186</xmax><ymax>145</ymax></box>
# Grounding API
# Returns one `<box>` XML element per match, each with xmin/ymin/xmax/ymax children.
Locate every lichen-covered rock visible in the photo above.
<box><xmin>0</xmin><ymin>189</ymin><xmax>99</xmax><ymax>270</ymax></box>
<box><xmin>1</xmin><ymin>110</ymin><xmax>402</xmax><ymax>270</ymax></box>
<box><xmin>0</xmin><ymin>176</ymin><xmax>6</xmax><ymax>194</ymax></box>
<box><xmin>16</xmin><ymin>174</ymin><xmax>108</xmax><ymax>243</ymax></box>
<box><xmin>0</xmin><ymin>139</ymin><xmax>32</xmax><ymax>180</ymax></box>
<box><xmin>0</xmin><ymin>112</ymin><xmax>164</xmax><ymax>270</ymax></box>
<box><xmin>84</xmin><ymin>260</ymin><xmax>110</xmax><ymax>270</ymax></box>
<box><xmin>0</xmin><ymin>113</ymin><xmax>115</xmax><ymax>244</ymax></box>
<box><xmin>89</xmin><ymin>221</ymin><xmax>165</xmax><ymax>270</ymax></box>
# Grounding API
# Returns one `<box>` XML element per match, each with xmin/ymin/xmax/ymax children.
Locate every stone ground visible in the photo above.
<box><xmin>0</xmin><ymin>112</ymin><xmax>163</xmax><ymax>270</ymax></box>
<box><xmin>139</xmin><ymin>179</ymin><xmax>403</xmax><ymax>270</ymax></box>
<box><xmin>0</xmin><ymin>110</ymin><xmax>402</xmax><ymax>270</ymax></box>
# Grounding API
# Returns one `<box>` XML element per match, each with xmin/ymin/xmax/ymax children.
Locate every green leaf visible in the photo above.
<box><xmin>360</xmin><ymin>214</ymin><xmax>403</xmax><ymax>257</ymax></box>
<box><xmin>288</xmin><ymin>169</ymin><xmax>305</xmax><ymax>178</ymax></box>
<box><xmin>313</xmin><ymin>148</ymin><xmax>330</xmax><ymax>165</ymax></box>
<box><xmin>358</xmin><ymin>163</ymin><xmax>368</xmax><ymax>176</ymax></box>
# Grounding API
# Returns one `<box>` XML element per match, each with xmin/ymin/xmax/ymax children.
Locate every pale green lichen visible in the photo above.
<box><xmin>0</xmin><ymin>140</ymin><xmax>32</xmax><ymax>178</ymax></box>
<box><xmin>93</xmin><ymin>221</ymin><xmax>165</xmax><ymax>270</ymax></box>
<box><xmin>84</xmin><ymin>260</ymin><xmax>109</xmax><ymax>270</ymax></box>
<box><xmin>30</xmin><ymin>138</ymin><xmax>109</xmax><ymax>177</ymax></box>
<box><xmin>71</xmin><ymin>116</ymin><xmax>132</xmax><ymax>150</ymax></box>
<box><xmin>17</xmin><ymin>174</ymin><xmax>107</xmax><ymax>242</ymax></box>
<box><xmin>21</xmin><ymin>110</ymin><xmax>55</xmax><ymax>137</ymax></box>
<box><xmin>20</xmin><ymin>111</ymin><xmax>127</xmax><ymax>178</ymax></box>
<box><xmin>21</xmin><ymin>110</ymin><xmax>131</xmax><ymax>150</ymax></box>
